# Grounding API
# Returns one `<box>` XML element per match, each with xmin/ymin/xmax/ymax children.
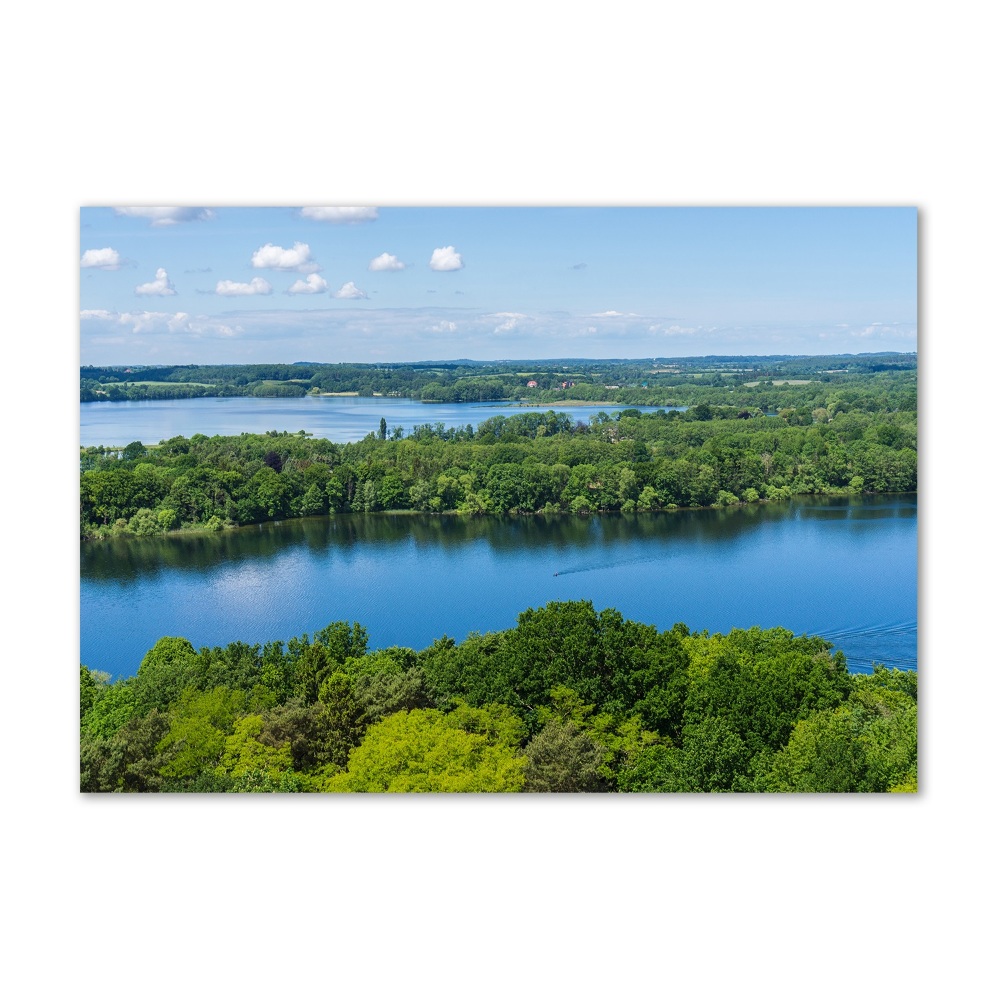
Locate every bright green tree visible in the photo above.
<box><xmin>216</xmin><ymin>715</ymin><xmax>296</xmax><ymax>784</ymax></box>
<box><xmin>325</xmin><ymin>706</ymin><xmax>526</xmax><ymax>792</ymax></box>
<box><xmin>156</xmin><ymin>686</ymin><xmax>247</xmax><ymax>783</ymax></box>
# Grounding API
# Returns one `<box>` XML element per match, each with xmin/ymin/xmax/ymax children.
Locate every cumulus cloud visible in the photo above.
<box><xmin>334</xmin><ymin>281</ymin><xmax>367</xmax><ymax>299</ymax></box>
<box><xmin>135</xmin><ymin>267</ymin><xmax>176</xmax><ymax>296</ymax></box>
<box><xmin>489</xmin><ymin>312</ymin><xmax>527</xmax><ymax>333</ymax></box>
<box><xmin>215</xmin><ymin>277</ymin><xmax>272</xmax><ymax>296</ymax></box>
<box><xmin>431</xmin><ymin>321</ymin><xmax>457</xmax><ymax>333</ymax></box>
<box><xmin>80</xmin><ymin>247</ymin><xmax>123</xmax><ymax>270</ymax></box>
<box><xmin>429</xmin><ymin>246</ymin><xmax>463</xmax><ymax>271</ymax></box>
<box><xmin>114</xmin><ymin>207</ymin><xmax>214</xmax><ymax>226</ymax></box>
<box><xmin>287</xmin><ymin>274</ymin><xmax>329</xmax><ymax>295</ymax></box>
<box><xmin>369</xmin><ymin>252</ymin><xmax>405</xmax><ymax>271</ymax></box>
<box><xmin>251</xmin><ymin>242</ymin><xmax>319</xmax><ymax>272</ymax></box>
<box><xmin>299</xmin><ymin>207</ymin><xmax>378</xmax><ymax>223</ymax></box>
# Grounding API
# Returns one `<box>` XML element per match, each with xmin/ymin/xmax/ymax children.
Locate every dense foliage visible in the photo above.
<box><xmin>80</xmin><ymin>601</ymin><xmax>917</xmax><ymax>793</ymax></box>
<box><xmin>80</xmin><ymin>374</ymin><xmax>916</xmax><ymax>536</ymax></box>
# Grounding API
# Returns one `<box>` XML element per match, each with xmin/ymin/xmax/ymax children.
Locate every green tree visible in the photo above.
<box><xmin>81</xmin><ymin>709</ymin><xmax>170</xmax><ymax>792</ymax></box>
<box><xmin>258</xmin><ymin>694</ymin><xmax>364</xmax><ymax>772</ymax></box>
<box><xmin>758</xmin><ymin>706</ymin><xmax>867</xmax><ymax>792</ymax></box>
<box><xmin>325</xmin><ymin>706</ymin><xmax>526</xmax><ymax>792</ymax></box>
<box><xmin>80</xmin><ymin>665</ymin><xmax>101</xmax><ymax>721</ymax></box>
<box><xmin>133</xmin><ymin>636</ymin><xmax>199</xmax><ymax>714</ymax></box>
<box><xmin>156</xmin><ymin>686</ymin><xmax>247</xmax><ymax>783</ymax></box>
<box><xmin>353</xmin><ymin>667</ymin><xmax>434</xmax><ymax>723</ymax></box>
<box><xmin>216</xmin><ymin>715</ymin><xmax>297</xmax><ymax>785</ymax></box>
<box><xmin>523</xmin><ymin>719</ymin><xmax>609</xmax><ymax>792</ymax></box>
<box><xmin>82</xmin><ymin>680</ymin><xmax>140</xmax><ymax>740</ymax></box>
<box><xmin>300</xmin><ymin>483</ymin><xmax>326</xmax><ymax>516</ymax></box>
<box><xmin>678</xmin><ymin>716</ymin><xmax>751</xmax><ymax>791</ymax></box>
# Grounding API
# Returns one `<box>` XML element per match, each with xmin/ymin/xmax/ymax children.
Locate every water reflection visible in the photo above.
<box><xmin>81</xmin><ymin>495</ymin><xmax>917</xmax><ymax>583</ymax></box>
<box><xmin>81</xmin><ymin>494</ymin><xmax>917</xmax><ymax>678</ymax></box>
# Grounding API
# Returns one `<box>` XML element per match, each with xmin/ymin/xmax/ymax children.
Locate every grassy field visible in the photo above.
<box><xmin>744</xmin><ymin>379</ymin><xmax>813</xmax><ymax>387</ymax></box>
<box><xmin>513</xmin><ymin>399</ymin><xmax>625</xmax><ymax>407</ymax></box>
<box><xmin>121</xmin><ymin>380</ymin><xmax>216</xmax><ymax>387</ymax></box>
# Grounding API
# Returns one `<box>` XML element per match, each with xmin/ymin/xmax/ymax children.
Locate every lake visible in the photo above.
<box><xmin>80</xmin><ymin>494</ymin><xmax>917</xmax><ymax>680</ymax></box>
<box><xmin>80</xmin><ymin>395</ymin><xmax>679</xmax><ymax>447</ymax></box>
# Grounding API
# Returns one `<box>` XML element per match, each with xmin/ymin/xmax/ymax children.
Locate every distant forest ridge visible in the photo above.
<box><xmin>81</xmin><ymin>353</ymin><xmax>917</xmax><ymax>405</ymax></box>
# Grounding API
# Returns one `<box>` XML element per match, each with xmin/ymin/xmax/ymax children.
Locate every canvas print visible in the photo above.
<box><xmin>79</xmin><ymin>206</ymin><xmax>917</xmax><ymax>792</ymax></box>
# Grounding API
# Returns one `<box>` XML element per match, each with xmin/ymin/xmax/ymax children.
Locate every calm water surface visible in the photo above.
<box><xmin>80</xmin><ymin>396</ymin><xmax>677</xmax><ymax>447</ymax></box>
<box><xmin>81</xmin><ymin>495</ymin><xmax>917</xmax><ymax>679</ymax></box>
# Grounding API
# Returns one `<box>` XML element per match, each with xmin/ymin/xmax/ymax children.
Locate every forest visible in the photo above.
<box><xmin>79</xmin><ymin>353</ymin><xmax>916</xmax><ymax>407</ymax></box>
<box><xmin>80</xmin><ymin>374</ymin><xmax>916</xmax><ymax>537</ymax></box>
<box><xmin>80</xmin><ymin>600</ymin><xmax>917</xmax><ymax>793</ymax></box>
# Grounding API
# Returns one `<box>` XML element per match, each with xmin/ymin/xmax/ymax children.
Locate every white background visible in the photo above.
<box><xmin>2</xmin><ymin>2</ymin><xmax>993</xmax><ymax>995</ymax></box>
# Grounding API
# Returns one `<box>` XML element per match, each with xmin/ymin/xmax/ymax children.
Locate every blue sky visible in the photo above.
<box><xmin>80</xmin><ymin>206</ymin><xmax>916</xmax><ymax>364</ymax></box>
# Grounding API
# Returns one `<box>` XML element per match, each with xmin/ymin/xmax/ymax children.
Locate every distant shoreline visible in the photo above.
<box><xmin>510</xmin><ymin>399</ymin><xmax>643</xmax><ymax>408</ymax></box>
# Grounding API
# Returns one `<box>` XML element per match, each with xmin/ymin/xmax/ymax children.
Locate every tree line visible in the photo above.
<box><xmin>81</xmin><ymin>356</ymin><xmax>916</xmax><ymax>409</ymax></box>
<box><xmin>80</xmin><ymin>599</ymin><xmax>917</xmax><ymax>793</ymax></box>
<box><xmin>80</xmin><ymin>396</ymin><xmax>917</xmax><ymax>537</ymax></box>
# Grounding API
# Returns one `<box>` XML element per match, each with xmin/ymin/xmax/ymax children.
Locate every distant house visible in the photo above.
<box><xmin>527</xmin><ymin>380</ymin><xmax>538</xmax><ymax>388</ymax></box>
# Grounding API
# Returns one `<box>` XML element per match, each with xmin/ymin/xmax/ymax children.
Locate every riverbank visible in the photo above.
<box><xmin>80</xmin><ymin>486</ymin><xmax>900</xmax><ymax>542</ymax></box>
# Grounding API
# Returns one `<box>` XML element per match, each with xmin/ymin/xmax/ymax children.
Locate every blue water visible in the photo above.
<box><xmin>79</xmin><ymin>395</ymin><xmax>677</xmax><ymax>447</ymax></box>
<box><xmin>80</xmin><ymin>495</ymin><xmax>917</xmax><ymax>679</ymax></box>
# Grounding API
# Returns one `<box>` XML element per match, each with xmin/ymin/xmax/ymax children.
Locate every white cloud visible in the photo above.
<box><xmin>287</xmin><ymin>274</ymin><xmax>329</xmax><ymax>295</ymax></box>
<box><xmin>299</xmin><ymin>207</ymin><xmax>378</xmax><ymax>223</ymax></box>
<box><xmin>81</xmin><ymin>304</ymin><xmax>917</xmax><ymax>366</ymax></box>
<box><xmin>852</xmin><ymin>321</ymin><xmax>913</xmax><ymax>339</ymax></box>
<box><xmin>80</xmin><ymin>247</ymin><xmax>122</xmax><ymax>270</ymax></box>
<box><xmin>369</xmin><ymin>252</ymin><xmax>405</xmax><ymax>271</ymax></box>
<box><xmin>114</xmin><ymin>207</ymin><xmax>214</xmax><ymax>226</ymax></box>
<box><xmin>489</xmin><ymin>312</ymin><xmax>527</xmax><ymax>333</ymax></box>
<box><xmin>215</xmin><ymin>277</ymin><xmax>272</xmax><ymax>296</ymax></box>
<box><xmin>81</xmin><ymin>309</ymin><xmax>196</xmax><ymax>333</ymax></box>
<box><xmin>135</xmin><ymin>267</ymin><xmax>176</xmax><ymax>296</ymax></box>
<box><xmin>429</xmin><ymin>246</ymin><xmax>463</xmax><ymax>271</ymax></box>
<box><xmin>648</xmin><ymin>323</ymin><xmax>696</xmax><ymax>335</ymax></box>
<box><xmin>251</xmin><ymin>242</ymin><xmax>319</xmax><ymax>272</ymax></box>
<box><xmin>334</xmin><ymin>281</ymin><xmax>367</xmax><ymax>299</ymax></box>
